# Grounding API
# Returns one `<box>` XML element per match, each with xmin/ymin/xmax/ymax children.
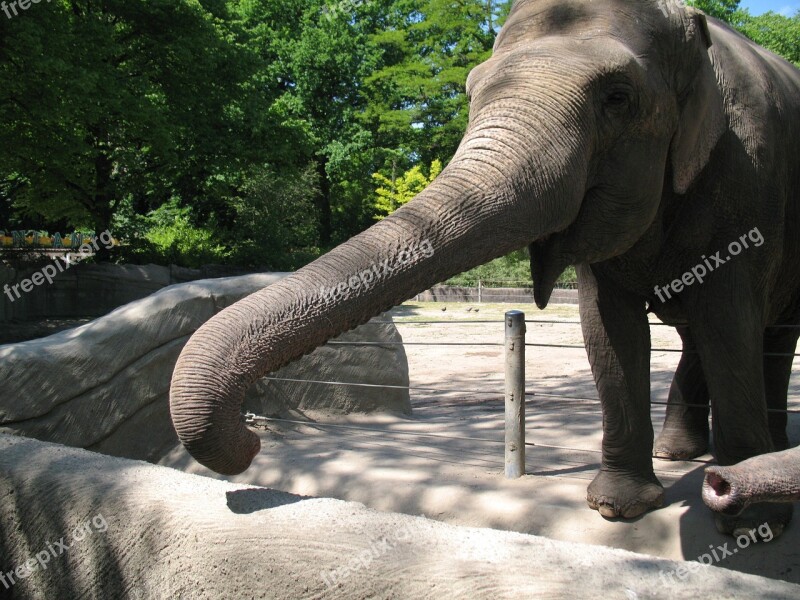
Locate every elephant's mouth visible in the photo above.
<box><xmin>530</xmin><ymin>182</ymin><xmax>666</xmax><ymax>308</ymax></box>
<box><xmin>529</xmin><ymin>219</ymin><xmax>583</xmax><ymax>309</ymax></box>
<box><xmin>530</xmin><ymin>235</ymin><xmax>564</xmax><ymax>309</ymax></box>
<box><xmin>529</xmin><ymin>186</ymin><xmax>603</xmax><ymax>308</ymax></box>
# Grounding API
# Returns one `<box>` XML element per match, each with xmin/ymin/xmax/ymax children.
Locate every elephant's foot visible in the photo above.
<box><xmin>653</xmin><ymin>424</ymin><xmax>708</xmax><ymax>460</ymax></box>
<box><xmin>713</xmin><ymin>502</ymin><xmax>792</xmax><ymax>541</ymax></box>
<box><xmin>587</xmin><ymin>469</ymin><xmax>664</xmax><ymax>519</ymax></box>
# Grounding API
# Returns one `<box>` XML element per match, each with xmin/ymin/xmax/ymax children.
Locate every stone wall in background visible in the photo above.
<box><xmin>0</xmin><ymin>262</ymin><xmax>578</xmax><ymax>325</ymax></box>
<box><xmin>0</xmin><ymin>262</ymin><xmax>247</xmax><ymax>323</ymax></box>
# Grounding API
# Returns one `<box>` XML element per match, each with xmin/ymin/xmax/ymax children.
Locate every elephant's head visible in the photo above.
<box><xmin>170</xmin><ymin>0</ymin><xmax>726</xmax><ymax>475</ymax></box>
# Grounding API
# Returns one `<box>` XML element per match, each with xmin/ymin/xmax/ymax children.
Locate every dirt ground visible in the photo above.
<box><xmin>163</xmin><ymin>300</ymin><xmax>800</xmax><ymax>588</ymax></box>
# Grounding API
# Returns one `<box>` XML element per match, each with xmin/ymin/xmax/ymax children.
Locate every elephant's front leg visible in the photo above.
<box><xmin>578</xmin><ymin>264</ymin><xmax>664</xmax><ymax>519</ymax></box>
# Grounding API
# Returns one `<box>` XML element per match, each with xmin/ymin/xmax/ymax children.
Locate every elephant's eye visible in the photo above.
<box><xmin>601</xmin><ymin>85</ymin><xmax>637</xmax><ymax>120</ymax></box>
<box><xmin>604</xmin><ymin>91</ymin><xmax>630</xmax><ymax>109</ymax></box>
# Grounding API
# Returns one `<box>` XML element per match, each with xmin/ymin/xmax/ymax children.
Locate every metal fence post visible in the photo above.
<box><xmin>504</xmin><ymin>310</ymin><xmax>526</xmax><ymax>478</ymax></box>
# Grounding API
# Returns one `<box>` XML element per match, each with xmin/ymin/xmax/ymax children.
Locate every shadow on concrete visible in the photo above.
<box><xmin>161</xmin><ymin>305</ymin><xmax>800</xmax><ymax>586</ymax></box>
<box><xmin>225</xmin><ymin>488</ymin><xmax>308</xmax><ymax>514</ymax></box>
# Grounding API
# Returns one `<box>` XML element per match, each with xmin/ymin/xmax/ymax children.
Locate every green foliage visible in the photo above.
<box><xmin>558</xmin><ymin>266</ymin><xmax>578</xmax><ymax>285</ymax></box>
<box><xmin>0</xmin><ymin>0</ymin><xmax>268</xmax><ymax>235</ymax></box>
<box><xmin>364</xmin><ymin>1</ymin><xmax>513</xmax><ymax>170</ymax></box>
<box><xmin>687</xmin><ymin>0</ymin><xmax>741</xmax><ymax>21</ymax></box>
<box><xmin>144</xmin><ymin>220</ymin><xmax>229</xmax><ymax>270</ymax></box>
<box><xmin>113</xmin><ymin>199</ymin><xmax>229</xmax><ymax>268</ymax></box>
<box><xmin>3</xmin><ymin>0</ymin><xmax>796</xmax><ymax>272</ymax></box>
<box><xmin>231</xmin><ymin>164</ymin><xmax>322</xmax><ymax>269</ymax></box>
<box><xmin>687</xmin><ymin>1</ymin><xmax>800</xmax><ymax>67</ymax></box>
<box><xmin>238</xmin><ymin>0</ymin><xmax>382</xmax><ymax>245</ymax></box>
<box><xmin>446</xmin><ymin>251</ymin><xmax>577</xmax><ymax>287</ymax></box>
<box><xmin>736</xmin><ymin>11</ymin><xmax>800</xmax><ymax>67</ymax></box>
<box><xmin>372</xmin><ymin>160</ymin><xmax>442</xmax><ymax>219</ymax></box>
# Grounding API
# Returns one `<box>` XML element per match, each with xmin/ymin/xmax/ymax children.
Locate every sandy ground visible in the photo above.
<box><xmin>162</xmin><ymin>301</ymin><xmax>800</xmax><ymax>587</ymax></box>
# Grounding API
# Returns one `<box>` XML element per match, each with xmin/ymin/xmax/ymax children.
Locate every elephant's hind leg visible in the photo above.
<box><xmin>578</xmin><ymin>264</ymin><xmax>664</xmax><ymax>519</ymax></box>
<box><xmin>763</xmin><ymin>320</ymin><xmax>800</xmax><ymax>451</ymax></box>
<box><xmin>654</xmin><ymin>326</ymin><xmax>710</xmax><ymax>460</ymax></box>
<box><xmin>687</xmin><ymin>282</ymin><xmax>792</xmax><ymax>537</ymax></box>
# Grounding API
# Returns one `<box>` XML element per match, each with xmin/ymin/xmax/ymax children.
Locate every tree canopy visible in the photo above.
<box><xmin>1</xmin><ymin>0</ymin><xmax>796</xmax><ymax>270</ymax></box>
<box><xmin>688</xmin><ymin>0</ymin><xmax>800</xmax><ymax>66</ymax></box>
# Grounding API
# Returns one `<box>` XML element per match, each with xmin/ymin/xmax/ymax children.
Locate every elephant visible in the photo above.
<box><xmin>169</xmin><ymin>0</ymin><xmax>800</xmax><ymax>538</ymax></box>
<box><xmin>703</xmin><ymin>446</ymin><xmax>800</xmax><ymax>517</ymax></box>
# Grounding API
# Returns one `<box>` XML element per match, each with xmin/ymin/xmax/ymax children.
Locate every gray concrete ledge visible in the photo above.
<box><xmin>1</xmin><ymin>435</ymin><xmax>798</xmax><ymax>599</ymax></box>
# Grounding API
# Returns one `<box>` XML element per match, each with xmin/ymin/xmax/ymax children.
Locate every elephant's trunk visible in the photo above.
<box><xmin>702</xmin><ymin>446</ymin><xmax>800</xmax><ymax>515</ymax></box>
<box><xmin>170</xmin><ymin>99</ymin><xmax>588</xmax><ymax>475</ymax></box>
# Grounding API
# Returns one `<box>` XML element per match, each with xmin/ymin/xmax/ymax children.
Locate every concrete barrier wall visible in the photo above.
<box><xmin>2</xmin><ymin>435</ymin><xmax>798</xmax><ymax>600</ymax></box>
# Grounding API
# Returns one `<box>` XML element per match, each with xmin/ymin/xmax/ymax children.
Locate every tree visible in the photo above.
<box><xmin>1</xmin><ymin>0</ymin><xmax>525</xmax><ymax>268</ymax></box>
<box><xmin>115</xmin><ymin>198</ymin><xmax>230</xmax><ymax>269</ymax></box>
<box><xmin>687</xmin><ymin>0</ymin><xmax>741</xmax><ymax>22</ymax></box>
<box><xmin>372</xmin><ymin>159</ymin><xmax>441</xmax><ymax>219</ymax></box>
<box><xmin>364</xmin><ymin>1</ymin><xmax>512</xmax><ymax>166</ymax></box>
<box><xmin>0</xmin><ymin>0</ymin><xmax>262</xmax><ymax>236</ymax></box>
<box><xmin>737</xmin><ymin>11</ymin><xmax>800</xmax><ymax>67</ymax></box>
<box><xmin>241</xmin><ymin>0</ymin><xmax>382</xmax><ymax>246</ymax></box>
<box><xmin>231</xmin><ymin>164</ymin><xmax>321</xmax><ymax>269</ymax></box>
<box><xmin>362</xmin><ymin>0</ymin><xmax>512</xmax><ymax>229</ymax></box>
<box><xmin>687</xmin><ymin>1</ymin><xmax>800</xmax><ymax>67</ymax></box>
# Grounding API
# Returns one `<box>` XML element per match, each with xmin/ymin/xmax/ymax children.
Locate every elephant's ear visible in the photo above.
<box><xmin>669</xmin><ymin>9</ymin><xmax>726</xmax><ymax>195</ymax></box>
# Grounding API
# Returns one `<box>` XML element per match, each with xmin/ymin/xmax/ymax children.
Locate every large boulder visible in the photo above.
<box><xmin>0</xmin><ymin>273</ymin><xmax>409</xmax><ymax>462</ymax></box>
<box><xmin>1</xmin><ymin>435</ymin><xmax>797</xmax><ymax>599</ymax></box>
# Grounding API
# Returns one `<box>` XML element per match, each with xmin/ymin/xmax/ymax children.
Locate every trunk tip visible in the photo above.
<box><xmin>703</xmin><ymin>466</ymin><xmax>745</xmax><ymax>516</ymax></box>
<box><xmin>705</xmin><ymin>468</ymin><xmax>731</xmax><ymax>497</ymax></box>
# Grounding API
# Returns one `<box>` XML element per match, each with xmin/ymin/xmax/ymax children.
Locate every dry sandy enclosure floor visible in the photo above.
<box><xmin>163</xmin><ymin>300</ymin><xmax>800</xmax><ymax>587</ymax></box>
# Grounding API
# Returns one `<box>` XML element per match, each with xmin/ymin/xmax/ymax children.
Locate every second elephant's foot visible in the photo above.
<box><xmin>713</xmin><ymin>503</ymin><xmax>793</xmax><ymax>541</ymax></box>
<box><xmin>587</xmin><ymin>469</ymin><xmax>664</xmax><ymax>519</ymax></box>
<box><xmin>653</xmin><ymin>425</ymin><xmax>708</xmax><ymax>460</ymax></box>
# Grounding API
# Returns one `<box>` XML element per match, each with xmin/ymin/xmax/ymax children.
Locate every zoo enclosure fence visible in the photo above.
<box><xmin>244</xmin><ymin>312</ymin><xmax>800</xmax><ymax>478</ymax></box>
<box><xmin>413</xmin><ymin>280</ymin><xmax>578</xmax><ymax>304</ymax></box>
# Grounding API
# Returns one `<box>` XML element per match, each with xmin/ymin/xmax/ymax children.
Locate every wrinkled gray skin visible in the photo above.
<box><xmin>703</xmin><ymin>446</ymin><xmax>800</xmax><ymax>517</ymax></box>
<box><xmin>170</xmin><ymin>0</ymin><xmax>800</xmax><ymax>537</ymax></box>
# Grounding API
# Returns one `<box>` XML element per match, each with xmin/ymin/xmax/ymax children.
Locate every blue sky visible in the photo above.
<box><xmin>740</xmin><ymin>0</ymin><xmax>800</xmax><ymax>15</ymax></box>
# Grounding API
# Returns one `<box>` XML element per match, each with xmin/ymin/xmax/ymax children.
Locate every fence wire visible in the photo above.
<box><xmin>248</xmin><ymin>317</ymin><xmax>800</xmax><ymax>474</ymax></box>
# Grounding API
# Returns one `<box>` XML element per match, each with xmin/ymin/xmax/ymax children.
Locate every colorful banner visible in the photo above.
<box><xmin>0</xmin><ymin>231</ymin><xmax>118</xmax><ymax>249</ymax></box>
